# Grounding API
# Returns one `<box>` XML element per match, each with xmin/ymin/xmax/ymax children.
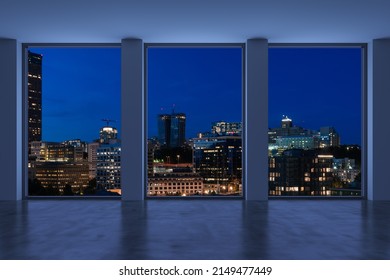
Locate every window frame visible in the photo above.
<box><xmin>267</xmin><ymin>43</ymin><xmax>368</xmax><ymax>199</ymax></box>
<box><xmin>144</xmin><ymin>43</ymin><xmax>246</xmax><ymax>199</ymax></box>
<box><xmin>20</xmin><ymin>41</ymin><xmax>367</xmax><ymax>200</ymax></box>
<box><xmin>22</xmin><ymin>43</ymin><xmax>121</xmax><ymax>199</ymax></box>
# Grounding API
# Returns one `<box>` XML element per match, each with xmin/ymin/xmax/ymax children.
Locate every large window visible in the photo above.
<box><xmin>26</xmin><ymin>46</ymin><xmax>121</xmax><ymax>196</ymax></box>
<box><xmin>146</xmin><ymin>45</ymin><xmax>244</xmax><ymax>197</ymax></box>
<box><xmin>268</xmin><ymin>45</ymin><xmax>365</xmax><ymax>197</ymax></box>
<box><xmin>23</xmin><ymin>42</ymin><xmax>366</xmax><ymax>199</ymax></box>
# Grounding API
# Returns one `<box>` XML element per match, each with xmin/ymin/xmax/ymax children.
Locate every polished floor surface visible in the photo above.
<box><xmin>0</xmin><ymin>200</ymin><xmax>389</xmax><ymax>260</ymax></box>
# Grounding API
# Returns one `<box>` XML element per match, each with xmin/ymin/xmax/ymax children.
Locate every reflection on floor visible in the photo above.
<box><xmin>0</xmin><ymin>200</ymin><xmax>389</xmax><ymax>260</ymax></box>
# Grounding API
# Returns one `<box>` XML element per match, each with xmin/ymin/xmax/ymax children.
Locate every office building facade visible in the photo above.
<box><xmin>157</xmin><ymin>113</ymin><xmax>186</xmax><ymax>148</ymax></box>
<box><xmin>193</xmin><ymin>136</ymin><xmax>242</xmax><ymax>194</ymax></box>
<box><xmin>27</xmin><ymin>51</ymin><xmax>42</xmax><ymax>143</ymax></box>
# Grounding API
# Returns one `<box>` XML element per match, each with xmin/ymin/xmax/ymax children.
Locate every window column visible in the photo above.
<box><xmin>246</xmin><ymin>39</ymin><xmax>268</xmax><ymax>200</ymax></box>
<box><xmin>371</xmin><ymin>39</ymin><xmax>390</xmax><ymax>200</ymax></box>
<box><xmin>121</xmin><ymin>38</ymin><xmax>145</xmax><ymax>200</ymax></box>
<box><xmin>0</xmin><ymin>39</ymin><xmax>22</xmax><ymax>200</ymax></box>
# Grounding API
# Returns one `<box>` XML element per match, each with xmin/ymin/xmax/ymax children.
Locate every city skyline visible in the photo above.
<box><xmin>147</xmin><ymin>47</ymin><xmax>243</xmax><ymax>139</ymax></box>
<box><xmin>29</xmin><ymin>47</ymin><xmax>121</xmax><ymax>143</ymax></box>
<box><xmin>269</xmin><ymin>47</ymin><xmax>362</xmax><ymax>145</ymax></box>
<box><xmin>30</xmin><ymin>46</ymin><xmax>362</xmax><ymax>145</ymax></box>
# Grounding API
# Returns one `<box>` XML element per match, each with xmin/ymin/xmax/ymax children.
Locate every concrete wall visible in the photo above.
<box><xmin>121</xmin><ymin>39</ymin><xmax>145</xmax><ymax>200</ymax></box>
<box><xmin>370</xmin><ymin>39</ymin><xmax>390</xmax><ymax>200</ymax></box>
<box><xmin>245</xmin><ymin>39</ymin><xmax>269</xmax><ymax>200</ymax></box>
<box><xmin>0</xmin><ymin>39</ymin><xmax>21</xmax><ymax>200</ymax></box>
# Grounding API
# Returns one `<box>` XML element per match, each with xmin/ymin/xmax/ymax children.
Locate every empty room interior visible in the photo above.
<box><xmin>1</xmin><ymin>0</ymin><xmax>390</xmax><ymax>260</ymax></box>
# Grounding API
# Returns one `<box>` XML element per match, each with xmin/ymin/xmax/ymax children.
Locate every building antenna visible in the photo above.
<box><xmin>101</xmin><ymin>119</ymin><xmax>116</xmax><ymax>126</ymax></box>
<box><xmin>172</xmin><ymin>104</ymin><xmax>176</xmax><ymax>114</ymax></box>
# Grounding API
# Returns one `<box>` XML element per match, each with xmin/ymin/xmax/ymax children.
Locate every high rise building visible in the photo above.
<box><xmin>193</xmin><ymin>135</ymin><xmax>242</xmax><ymax>194</ymax></box>
<box><xmin>87</xmin><ymin>142</ymin><xmax>100</xmax><ymax>179</ymax></box>
<box><xmin>96</xmin><ymin>143</ymin><xmax>121</xmax><ymax>192</ymax></box>
<box><xmin>281</xmin><ymin>116</ymin><xmax>293</xmax><ymax>129</ymax></box>
<box><xmin>28</xmin><ymin>51</ymin><xmax>42</xmax><ymax>143</ymax></box>
<box><xmin>96</xmin><ymin>123</ymin><xmax>121</xmax><ymax>192</ymax></box>
<box><xmin>99</xmin><ymin>126</ymin><xmax>118</xmax><ymax>144</ymax></box>
<box><xmin>269</xmin><ymin>150</ymin><xmax>334</xmax><ymax>196</ymax></box>
<box><xmin>319</xmin><ymin>126</ymin><xmax>340</xmax><ymax>147</ymax></box>
<box><xmin>158</xmin><ymin>113</ymin><xmax>186</xmax><ymax>147</ymax></box>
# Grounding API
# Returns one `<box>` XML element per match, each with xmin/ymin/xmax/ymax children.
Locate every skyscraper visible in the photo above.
<box><xmin>193</xmin><ymin>135</ymin><xmax>242</xmax><ymax>194</ymax></box>
<box><xmin>99</xmin><ymin>126</ymin><xmax>118</xmax><ymax>144</ymax></box>
<box><xmin>96</xmin><ymin>123</ymin><xmax>121</xmax><ymax>193</ymax></box>
<box><xmin>28</xmin><ymin>51</ymin><xmax>42</xmax><ymax>143</ymax></box>
<box><xmin>157</xmin><ymin>113</ymin><xmax>186</xmax><ymax>148</ymax></box>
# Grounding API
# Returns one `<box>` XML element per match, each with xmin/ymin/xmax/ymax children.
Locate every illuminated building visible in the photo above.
<box><xmin>34</xmin><ymin>161</ymin><xmax>89</xmax><ymax>194</ymax></box>
<box><xmin>147</xmin><ymin>138</ymin><xmax>159</xmax><ymax>177</ymax></box>
<box><xmin>269</xmin><ymin>116</ymin><xmax>341</xmax><ymax>154</ymax></box>
<box><xmin>319</xmin><ymin>126</ymin><xmax>340</xmax><ymax>148</ymax></box>
<box><xmin>100</xmin><ymin>126</ymin><xmax>118</xmax><ymax>144</ymax></box>
<box><xmin>28</xmin><ymin>51</ymin><xmax>42</xmax><ymax>143</ymax></box>
<box><xmin>148</xmin><ymin>164</ymin><xmax>203</xmax><ymax>196</ymax></box>
<box><xmin>281</xmin><ymin>116</ymin><xmax>292</xmax><ymax>129</ymax></box>
<box><xmin>268</xmin><ymin>116</ymin><xmax>311</xmax><ymax>145</ymax></box>
<box><xmin>63</xmin><ymin>139</ymin><xmax>87</xmax><ymax>149</ymax></box>
<box><xmin>29</xmin><ymin>141</ymin><xmax>84</xmax><ymax>162</ymax></box>
<box><xmin>157</xmin><ymin>113</ymin><xmax>186</xmax><ymax>147</ymax></box>
<box><xmin>211</xmin><ymin>121</ymin><xmax>242</xmax><ymax>136</ymax></box>
<box><xmin>193</xmin><ymin>136</ymin><xmax>242</xmax><ymax>194</ymax></box>
<box><xmin>28</xmin><ymin>140</ymin><xmax>89</xmax><ymax>193</ymax></box>
<box><xmin>332</xmin><ymin>158</ymin><xmax>360</xmax><ymax>183</ymax></box>
<box><xmin>275</xmin><ymin>135</ymin><xmax>315</xmax><ymax>150</ymax></box>
<box><xmin>87</xmin><ymin>142</ymin><xmax>100</xmax><ymax>179</ymax></box>
<box><xmin>269</xmin><ymin>149</ymin><xmax>334</xmax><ymax>196</ymax></box>
<box><xmin>96</xmin><ymin>143</ymin><xmax>121</xmax><ymax>192</ymax></box>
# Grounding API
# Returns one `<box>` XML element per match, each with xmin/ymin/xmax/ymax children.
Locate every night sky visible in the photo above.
<box><xmin>30</xmin><ymin>47</ymin><xmax>121</xmax><ymax>143</ymax></box>
<box><xmin>269</xmin><ymin>47</ymin><xmax>362</xmax><ymax>145</ymax></box>
<box><xmin>30</xmin><ymin>46</ymin><xmax>361</xmax><ymax>145</ymax></box>
<box><xmin>147</xmin><ymin>47</ymin><xmax>243</xmax><ymax>138</ymax></box>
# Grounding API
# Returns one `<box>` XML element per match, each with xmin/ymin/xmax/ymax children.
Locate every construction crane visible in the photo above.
<box><xmin>101</xmin><ymin>119</ymin><xmax>116</xmax><ymax>126</ymax></box>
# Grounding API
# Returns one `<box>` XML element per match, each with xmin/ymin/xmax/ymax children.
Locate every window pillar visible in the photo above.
<box><xmin>0</xmin><ymin>39</ymin><xmax>22</xmax><ymax>200</ymax></box>
<box><xmin>121</xmin><ymin>38</ymin><xmax>145</xmax><ymax>200</ymax></box>
<box><xmin>245</xmin><ymin>39</ymin><xmax>269</xmax><ymax>200</ymax></box>
<box><xmin>370</xmin><ymin>39</ymin><xmax>390</xmax><ymax>200</ymax></box>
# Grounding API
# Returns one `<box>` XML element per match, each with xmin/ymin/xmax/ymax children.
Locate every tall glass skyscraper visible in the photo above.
<box><xmin>28</xmin><ymin>51</ymin><xmax>42</xmax><ymax>143</ymax></box>
<box><xmin>157</xmin><ymin>113</ymin><xmax>186</xmax><ymax>147</ymax></box>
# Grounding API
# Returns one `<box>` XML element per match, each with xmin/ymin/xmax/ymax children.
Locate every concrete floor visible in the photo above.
<box><xmin>0</xmin><ymin>200</ymin><xmax>389</xmax><ymax>260</ymax></box>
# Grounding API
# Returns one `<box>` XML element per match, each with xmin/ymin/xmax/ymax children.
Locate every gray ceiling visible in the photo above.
<box><xmin>1</xmin><ymin>0</ymin><xmax>389</xmax><ymax>43</ymax></box>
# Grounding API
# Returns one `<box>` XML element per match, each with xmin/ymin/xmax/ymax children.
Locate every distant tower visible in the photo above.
<box><xmin>28</xmin><ymin>51</ymin><xmax>42</xmax><ymax>143</ymax></box>
<box><xmin>99</xmin><ymin>119</ymin><xmax>118</xmax><ymax>144</ymax></box>
<box><xmin>320</xmin><ymin>126</ymin><xmax>340</xmax><ymax>147</ymax></box>
<box><xmin>96</xmin><ymin>119</ymin><xmax>121</xmax><ymax>191</ymax></box>
<box><xmin>281</xmin><ymin>116</ymin><xmax>293</xmax><ymax>129</ymax></box>
<box><xmin>158</xmin><ymin>112</ymin><xmax>186</xmax><ymax>148</ymax></box>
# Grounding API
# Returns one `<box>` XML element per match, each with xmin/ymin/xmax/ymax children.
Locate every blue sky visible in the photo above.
<box><xmin>30</xmin><ymin>46</ymin><xmax>362</xmax><ymax>145</ymax></box>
